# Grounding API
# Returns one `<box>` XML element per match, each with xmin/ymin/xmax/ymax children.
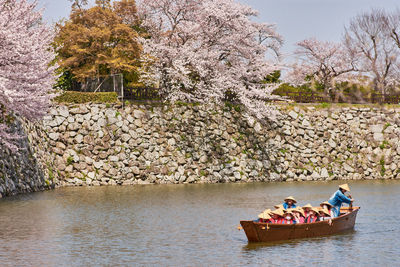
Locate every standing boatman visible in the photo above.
<box><xmin>328</xmin><ymin>184</ymin><xmax>354</xmax><ymax>217</ymax></box>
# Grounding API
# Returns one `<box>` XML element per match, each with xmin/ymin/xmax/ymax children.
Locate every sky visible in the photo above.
<box><xmin>38</xmin><ymin>0</ymin><xmax>400</xmax><ymax>58</ymax></box>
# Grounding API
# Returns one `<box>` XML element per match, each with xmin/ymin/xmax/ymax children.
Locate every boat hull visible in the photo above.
<box><xmin>240</xmin><ymin>207</ymin><xmax>360</xmax><ymax>242</ymax></box>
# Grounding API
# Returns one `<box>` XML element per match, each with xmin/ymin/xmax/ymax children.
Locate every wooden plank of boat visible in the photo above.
<box><xmin>240</xmin><ymin>206</ymin><xmax>360</xmax><ymax>243</ymax></box>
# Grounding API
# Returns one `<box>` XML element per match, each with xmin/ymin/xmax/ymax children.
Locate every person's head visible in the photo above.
<box><xmin>320</xmin><ymin>201</ymin><xmax>333</xmax><ymax>210</ymax></box>
<box><xmin>294</xmin><ymin>207</ymin><xmax>305</xmax><ymax>217</ymax></box>
<box><xmin>319</xmin><ymin>208</ymin><xmax>330</xmax><ymax>217</ymax></box>
<box><xmin>283</xmin><ymin>211</ymin><xmax>294</xmax><ymax>220</ymax></box>
<box><xmin>258</xmin><ymin>211</ymin><xmax>271</xmax><ymax>221</ymax></box>
<box><xmin>339</xmin><ymin>183</ymin><xmax>350</xmax><ymax>193</ymax></box>
<box><xmin>302</xmin><ymin>203</ymin><xmax>313</xmax><ymax>212</ymax></box>
<box><xmin>284</xmin><ymin>196</ymin><xmax>297</xmax><ymax>206</ymax></box>
<box><xmin>271</xmin><ymin>209</ymin><xmax>284</xmax><ymax>219</ymax></box>
<box><xmin>310</xmin><ymin>208</ymin><xmax>319</xmax><ymax>216</ymax></box>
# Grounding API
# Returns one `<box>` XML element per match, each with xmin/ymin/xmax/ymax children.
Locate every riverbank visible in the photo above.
<box><xmin>1</xmin><ymin>102</ymin><xmax>400</xmax><ymax>197</ymax></box>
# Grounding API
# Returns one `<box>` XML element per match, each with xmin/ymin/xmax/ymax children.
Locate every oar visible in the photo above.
<box><xmin>348</xmin><ymin>194</ymin><xmax>353</xmax><ymax>211</ymax></box>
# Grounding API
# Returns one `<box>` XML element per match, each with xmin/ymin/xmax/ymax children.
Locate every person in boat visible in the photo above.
<box><xmin>318</xmin><ymin>208</ymin><xmax>333</xmax><ymax>225</ymax></box>
<box><xmin>282</xmin><ymin>210</ymin><xmax>296</xmax><ymax>224</ymax></box>
<box><xmin>283</xmin><ymin>196</ymin><xmax>297</xmax><ymax>209</ymax></box>
<box><xmin>305</xmin><ymin>207</ymin><xmax>320</xmax><ymax>223</ymax></box>
<box><xmin>328</xmin><ymin>184</ymin><xmax>354</xmax><ymax>218</ymax></box>
<box><xmin>292</xmin><ymin>207</ymin><xmax>305</xmax><ymax>224</ymax></box>
<box><xmin>258</xmin><ymin>211</ymin><xmax>272</xmax><ymax>223</ymax></box>
<box><xmin>320</xmin><ymin>201</ymin><xmax>334</xmax><ymax>217</ymax></box>
<box><xmin>270</xmin><ymin>209</ymin><xmax>285</xmax><ymax>224</ymax></box>
<box><xmin>302</xmin><ymin>203</ymin><xmax>313</xmax><ymax>217</ymax></box>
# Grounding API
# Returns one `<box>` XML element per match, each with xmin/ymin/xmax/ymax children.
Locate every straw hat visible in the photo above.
<box><xmin>310</xmin><ymin>207</ymin><xmax>320</xmax><ymax>214</ymax></box>
<box><xmin>320</xmin><ymin>201</ymin><xmax>333</xmax><ymax>208</ymax></box>
<box><xmin>302</xmin><ymin>203</ymin><xmax>313</xmax><ymax>209</ymax></box>
<box><xmin>339</xmin><ymin>183</ymin><xmax>350</xmax><ymax>192</ymax></box>
<box><xmin>263</xmin><ymin>208</ymin><xmax>272</xmax><ymax>214</ymax></box>
<box><xmin>319</xmin><ymin>208</ymin><xmax>331</xmax><ymax>216</ymax></box>
<box><xmin>258</xmin><ymin>212</ymin><xmax>272</xmax><ymax>220</ymax></box>
<box><xmin>294</xmin><ymin>207</ymin><xmax>305</xmax><ymax>216</ymax></box>
<box><xmin>274</xmin><ymin>204</ymin><xmax>284</xmax><ymax>209</ymax></box>
<box><xmin>284</xmin><ymin>209</ymin><xmax>294</xmax><ymax>215</ymax></box>
<box><xmin>284</xmin><ymin>196</ymin><xmax>297</xmax><ymax>203</ymax></box>
<box><xmin>271</xmin><ymin>209</ymin><xmax>285</xmax><ymax>216</ymax></box>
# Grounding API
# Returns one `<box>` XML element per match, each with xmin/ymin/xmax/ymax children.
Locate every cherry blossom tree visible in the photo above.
<box><xmin>138</xmin><ymin>0</ymin><xmax>283</xmax><ymax>120</ymax></box>
<box><xmin>287</xmin><ymin>38</ymin><xmax>357</xmax><ymax>96</ymax></box>
<box><xmin>0</xmin><ymin>0</ymin><xmax>56</xmax><ymax>151</ymax></box>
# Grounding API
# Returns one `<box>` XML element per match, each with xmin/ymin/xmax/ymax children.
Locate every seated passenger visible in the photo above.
<box><xmin>283</xmin><ymin>196</ymin><xmax>297</xmax><ymax>209</ymax></box>
<box><xmin>318</xmin><ymin>208</ymin><xmax>333</xmax><ymax>225</ymax></box>
<box><xmin>318</xmin><ymin>208</ymin><xmax>331</xmax><ymax>221</ymax></box>
<box><xmin>305</xmin><ymin>207</ymin><xmax>320</xmax><ymax>223</ymax></box>
<box><xmin>292</xmin><ymin>207</ymin><xmax>305</xmax><ymax>224</ymax></box>
<box><xmin>302</xmin><ymin>203</ymin><xmax>313</xmax><ymax>217</ymax></box>
<box><xmin>282</xmin><ymin>210</ymin><xmax>296</xmax><ymax>224</ymax></box>
<box><xmin>270</xmin><ymin>209</ymin><xmax>285</xmax><ymax>224</ymax></box>
<box><xmin>258</xmin><ymin>211</ymin><xmax>272</xmax><ymax>223</ymax></box>
<box><xmin>320</xmin><ymin>201</ymin><xmax>334</xmax><ymax>217</ymax></box>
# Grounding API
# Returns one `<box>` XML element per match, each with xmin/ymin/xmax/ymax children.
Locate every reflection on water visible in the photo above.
<box><xmin>0</xmin><ymin>180</ymin><xmax>399</xmax><ymax>266</ymax></box>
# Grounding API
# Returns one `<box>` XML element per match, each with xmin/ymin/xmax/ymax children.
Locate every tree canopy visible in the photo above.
<box><xmin>138</xmin><ymin>0</ymin><xmax>283</xmax><ymax>120</ymax></box>
<box><xmin>54</xmin><ymin>0</ymin><xmax>141</xmax><ymax>85</ymax></box>
<box><xmin>0</xmin><ymin>0</ymin><xmax>56</xmax><ymax>151</ymax></box>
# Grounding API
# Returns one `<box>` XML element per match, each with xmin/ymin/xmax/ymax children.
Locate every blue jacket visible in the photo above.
<box><xmin>283</xmin><ymin>202</ymin><xmax>297</xmax><ymax>209</ymax></box>
<box><xmin>328</xmin><ymin>190</ymin><xmax>351</xmax><ymax>217</ymax></box>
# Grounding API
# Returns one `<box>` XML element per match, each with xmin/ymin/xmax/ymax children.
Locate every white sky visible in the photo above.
<box><xmin>38</xmin><ymin>0</ymin><xmax>400</xmax><ymax>59</ymax></box>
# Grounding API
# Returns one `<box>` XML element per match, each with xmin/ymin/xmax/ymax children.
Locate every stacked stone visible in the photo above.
<box><xmin>31</xmin><ymin>103</ymin><xmax>400</xmax><ymax>187</ymax></box>
<box><xmin>272</xmin><ymin>106</ymin><xmax>400</xmax><ymax>181</ymax></box>
<box><xmin>40</xmin><ymin>103</ymin><xmax>274</xmax><ymax>186</ymax></box>
<box><xmin>0</xmin><ymin>119</ymin><xmax>52</xmax><ymax>198</ymax></box>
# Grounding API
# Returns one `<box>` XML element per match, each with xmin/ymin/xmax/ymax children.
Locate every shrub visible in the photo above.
<box><xmin>53</xmin><ymin>91</ymin><xmax>118</xmax><ymax>104</ymax></box>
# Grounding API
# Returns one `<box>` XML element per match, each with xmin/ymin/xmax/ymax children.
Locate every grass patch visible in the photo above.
<box><xmin>66</xmin><ymin>156</ymin><xmax>74</xmax><ymax>166</ymax></box>
<box><xmin>379</xmin><ymin>140</ymin><xmax>389</xmax><ymax>149</ymax></box>
<box><xmin>224</xmin><ymin>102</ymin><xmax>241</xmax><ymax>112</ymax></box>
<box><xmin>380</xmin><ymin>156</ymin><xmax>386</xmax><ymax>176</ymax></box>
<box><xmin>316</xmin><ymin>102</ymin><xmax>331</xmax><ymax>109</ymax></box>
<box><xmin>53</xmin><ymin>91</ymin><xmax>118</xmax><ymax>104</ymax></box>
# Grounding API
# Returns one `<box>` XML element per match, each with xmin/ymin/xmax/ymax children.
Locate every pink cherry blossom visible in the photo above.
<box><xmin>0</xmin><ymin>0</ymin><xmax>56</xmax><ymax>151</ymax></box>
<box><xmin>286</xmin><ymin>38</ymin><xmax>357</xmax><ymax>95</ymax></box>
<box><xmin>138</xmin><ymin>0</ymin><xmax>283</xmax><ymax>120</ymax></box>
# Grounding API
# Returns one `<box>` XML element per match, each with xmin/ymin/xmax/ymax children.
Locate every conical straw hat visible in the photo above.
<box><xmin>258</xmin><ymin>212</ymin><xmax>271</xmax><ymax>220</ymax></box>
<box><xmin>274</xmin><ymin>204</ymin><xmax>284</xmax><ymax>209</ymax></box>
<box><xmin>294</xmin><ymin>207</ymin><xmax>305</xmax><ymax>216</ymax></box>
<box><xmin>284</xmin><ymin>196</ymin><xmax>297</xmax><ymax>203</ymax></box>
<box><xmin>302</xmin><ymin>203</ymin><xmax>313</xmax><ymax>209</ymax></box>
<box><xmin>339</xmin><ymin>183</ymin><xmax>350</xmax><ymax>192</ymax></box>
<box><xmin>271</xmin><ymin>209</ymin><xmax>285</xmax><ymax>216</ymax></box>
<box><xmin>284</xmin><ymin>209</ymin><xmax>294</xmax><ymax>214</ymax></box>
<box><xmin>310</xmin><ymin>207</ymin><xmax>320</xmax><ymax>214</ymax></box>
<box><xmin>263</xmin><ymin>208</ymin><xmax>272</xmax><ymax>214</ymax></box>
<box><xmin>320</xmin><ymin>201</ymin><xmax>333</xmax><ymax>208</ymax></box>
<box><xmin>319</xmin><ymin>208</ymin><xmax>331</xmax><ymax>216</ymax></box>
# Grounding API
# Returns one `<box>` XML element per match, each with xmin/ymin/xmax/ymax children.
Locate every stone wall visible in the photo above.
<box><xmin>0</xmin><ymin>119</ymin><xmax>53</xmax><ymax>198</ymax></box>
<box><xmin>3</xmin><ymin>103</ymin><xmax>400</xmax><ymax>195</ymax></box>
<box><xmin>35</xmin><ymin>103</ymin><xmax>400</xmax><ymax>186</ymax></box>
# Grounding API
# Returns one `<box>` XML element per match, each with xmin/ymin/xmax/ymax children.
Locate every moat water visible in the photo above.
<box><xmin>0</xmin><ymin>180</ymin><xmax>398</xmax><ymax>266</ymax></box>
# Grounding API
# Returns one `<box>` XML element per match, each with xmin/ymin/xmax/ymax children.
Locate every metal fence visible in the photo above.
<box><xmin>70</xmin><ymin>74</ymin><xmax>124</xmax><ymax>101</ymax></box>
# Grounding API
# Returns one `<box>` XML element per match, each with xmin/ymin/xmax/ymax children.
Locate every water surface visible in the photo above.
<box><xmin>0</xmin><ymin>180</ymin><xmax>398</xmax><ymax>266</ymax></box>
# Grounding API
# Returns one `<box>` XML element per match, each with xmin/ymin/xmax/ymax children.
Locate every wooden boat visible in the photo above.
<box><xmin>240</xmin><ymin>206</ymin><xmax>360</xmax><ymax>243</ymax></box>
